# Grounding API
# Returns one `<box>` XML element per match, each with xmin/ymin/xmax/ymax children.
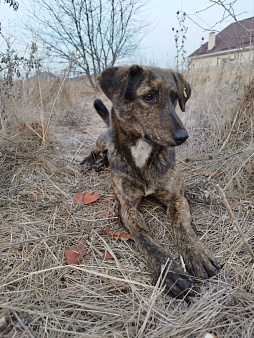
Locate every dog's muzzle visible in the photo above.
<box><xmin>173</xmin><ymin>129</ymin><xmax>189</xmax><ymax>145</ymax></box>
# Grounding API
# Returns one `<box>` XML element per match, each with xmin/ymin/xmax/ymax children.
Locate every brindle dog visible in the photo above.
<box><xmin>81</xmin><ymin>65</ymin><xmax>220</xmax><ymax>299</ymax></box>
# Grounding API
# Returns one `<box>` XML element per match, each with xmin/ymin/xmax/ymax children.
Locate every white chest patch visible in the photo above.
<box><xmin>145</xmin><ymin>188</ymin><xmax>154</xmax><ymax>196</ymax></box>
<box><xmin>130</xmin><ymin>139</ymin><xmax>152</xmax><ymax>168</ymax></box>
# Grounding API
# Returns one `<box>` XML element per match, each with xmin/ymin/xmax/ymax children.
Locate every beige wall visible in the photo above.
<box><xmin>189</xmin><ymin>49</ymin><xmax>254</xmax><ymax>69</ymax></box>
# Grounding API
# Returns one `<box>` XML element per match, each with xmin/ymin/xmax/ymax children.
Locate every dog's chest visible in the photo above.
<box><xmin>130</xmin><ymin>139</ymin><xmax>152</xmax><ymax>168</ymax></box>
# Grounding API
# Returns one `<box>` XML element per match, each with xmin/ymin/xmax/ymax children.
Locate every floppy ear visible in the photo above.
<box><xmin>98</xmin><ymin>65</ymin><xmax>144</xmax><ymax>104</ymax></box>
<box><xmin>173</xmin><ymin>72</ymin><xmax>191</xmax><ymax>112</ymax></box>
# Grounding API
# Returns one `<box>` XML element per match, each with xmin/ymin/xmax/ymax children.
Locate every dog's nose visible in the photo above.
<box><xmin>173</xmin><ymin>130</ymin><xmax>189</xmax><ymax>144</ymax></box>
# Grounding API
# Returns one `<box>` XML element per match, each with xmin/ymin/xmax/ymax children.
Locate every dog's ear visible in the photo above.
<box><xmin>124</xmin><ymin>65</ymin><xmax>144</xmax><ymax>101</ymax></box>
<box><xmin>97</xmin><ymin>67</ymin><xmax>125</xmax><ymax>102</ymax></box>
<box><xmin>98</xmin><ymin>65</ymin><xmax>144</xmax><ymax>103</ymax></box>
<box><xmin>173</xmin><ymin>72</ymin><xmax>191</xmax><ymax>112</ymax></box>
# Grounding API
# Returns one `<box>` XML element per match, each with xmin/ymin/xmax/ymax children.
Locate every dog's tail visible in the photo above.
<box><xmin>94</xmin><ymin>99</ymin><xmax>110</xmax><ymax>127</ymax></box>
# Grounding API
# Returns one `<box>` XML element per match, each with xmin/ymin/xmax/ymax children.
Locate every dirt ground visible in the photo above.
<box><xmin>0</xmin><ymin>68</ymin><xmax>254</xmax><ymax>337</ymax></box>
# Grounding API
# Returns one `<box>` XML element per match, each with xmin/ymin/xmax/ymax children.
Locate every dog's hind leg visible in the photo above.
<box><xmin>80</xmin><ymin>131</ymin><xmax>109</xmax><ymax>170</ymax></box>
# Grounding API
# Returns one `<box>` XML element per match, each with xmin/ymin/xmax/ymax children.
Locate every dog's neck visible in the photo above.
<box><xmin>110</xmin><ymin>108</ymin><xmax>140</xmax><ymax>142</ymax></box>
<box><xmin>110</xmin><ymin>108</ymin><xmax>175</xmax><ymax>171</ymax></box>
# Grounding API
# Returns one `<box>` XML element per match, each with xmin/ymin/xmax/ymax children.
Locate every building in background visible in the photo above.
<box><xmin>188</xmin><ymin>16</ymin><xmax>254</xmax><ymax>69</ymax></box>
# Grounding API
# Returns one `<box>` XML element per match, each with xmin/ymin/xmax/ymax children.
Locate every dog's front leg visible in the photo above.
<box><xmin>112</xmin><ymin>179</ymin><xmax>194</xmax><ymax>299</ymax></box>
<box><xmin>166</xmin><ymin>189</ymin><xmax>220</xmax><ymax>280</ymax></box>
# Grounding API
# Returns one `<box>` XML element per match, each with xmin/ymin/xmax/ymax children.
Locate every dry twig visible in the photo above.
<box><xmin>216</xmin><ymin>184</ymin><xmax>254</xmax><ymax>261</ymax></box>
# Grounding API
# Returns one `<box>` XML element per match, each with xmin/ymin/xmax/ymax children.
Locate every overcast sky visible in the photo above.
<box><xmin>0</xmin><ymin>0</ymin><xmax>254</xmax><ymax>69</ymax></box>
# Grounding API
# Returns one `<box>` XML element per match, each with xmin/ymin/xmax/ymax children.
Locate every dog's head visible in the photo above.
<box><xmin>98</xmin><ymin>65</ymin><xmax>191</xmax><ymax>147</ymax></box>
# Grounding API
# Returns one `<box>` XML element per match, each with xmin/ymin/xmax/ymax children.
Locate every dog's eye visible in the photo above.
<box><xmin>143</xmin><ymin>93</ymin><xmax>156</xmax><ymax>103</ymax></box>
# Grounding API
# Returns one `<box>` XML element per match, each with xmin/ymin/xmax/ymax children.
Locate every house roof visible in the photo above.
<box><xmin>189</xmin><ymin>16</ymin><xmax>254</xmax><ymax>58</ymax></box>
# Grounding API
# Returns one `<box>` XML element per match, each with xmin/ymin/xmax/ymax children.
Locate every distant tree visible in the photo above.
<box><xmin>0</xmin><ymin>31</ymin><xmax>40</xmax><ymax>128</ymax></box>
<box><xmin>27</xmin><ymin>0</ymin><xmax>149</xmax><ymax>90</ymax></box>
<box><xmin>0</xmin><ymin>32</ymin><xmax>41</xmax><ymax>87</ymax></box>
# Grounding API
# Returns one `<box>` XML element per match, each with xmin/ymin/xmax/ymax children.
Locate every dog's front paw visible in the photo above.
<box><xmin>151</xmin><ymin>257</ymin><xmax>194</xmax><ymax>300</ymax></box>
<box><xmin>181</xmin><ymin>240</ymin><xmax>220</xmax><ymax>280</ymax></box>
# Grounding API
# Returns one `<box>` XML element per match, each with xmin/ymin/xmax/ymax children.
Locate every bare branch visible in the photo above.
<box><xmin>186</xmin><ymin>0</ymin><xmax>250</xmax><ymax>34</ymax></box>
<box><xmin>4</xmin><ymin>0</ymin><xmax>19</xmax><ymax>11</ymax></box>
<box><xmin>216</xmin><ymin>184</ymin><xmax>254</xmax><ymax>262</ymax></box>
<box><xmin>25</xmin><ymin>0</ymin><xmax>149</xmax><ymax>89</ymax></box>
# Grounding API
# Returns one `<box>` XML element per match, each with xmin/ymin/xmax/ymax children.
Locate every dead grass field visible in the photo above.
<box><xmin>0</xmin><ymin>65</ymin><xmax>254</xmax><ymax>337</ymax></box>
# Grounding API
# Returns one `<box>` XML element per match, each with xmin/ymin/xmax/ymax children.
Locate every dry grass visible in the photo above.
<box><xmin>0</xmin><ymin>65</ymin><xmax>254</xmax><ymax>337</ymax></box>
